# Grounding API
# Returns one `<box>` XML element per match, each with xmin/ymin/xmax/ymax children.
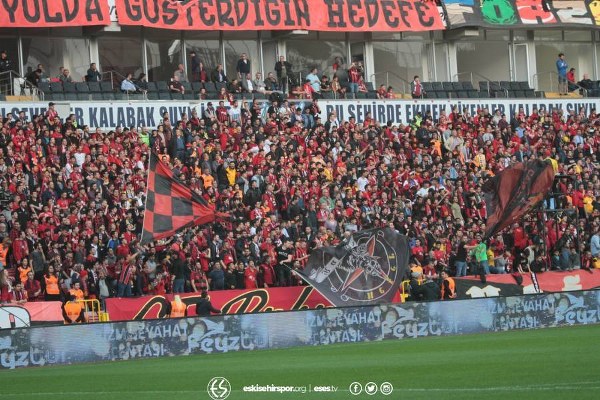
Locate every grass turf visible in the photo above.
<box><xmin>1</xmin><ymin>324</ymin><xmax>599</xmax><ymax>400</ymax></box>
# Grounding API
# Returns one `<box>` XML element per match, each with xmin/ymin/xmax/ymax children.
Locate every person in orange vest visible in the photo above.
<box><xmin>69</xmin><ymin>282</ymin><xmax>85</xmax><ymax>301</ymax></box>
<box><xmin>18</xmin><ymin>259</ymin><xmax>32</xmax><ymax>284</ymax></box>
<box><xmin>62</xmin><ymin>295</ymin><xmax>85</xmax><ymax>324</ymax></box>
<box><xmin>44</xmin><ymin>265</ymin><xmax>61</xmax><ymax>301</ymax></box>
<box><xmin>0</xmin><ymin>237</ymin><xmax>10</xmax><ymax>269</ymax></box>
<box><xmin>169</xmin><ymin>295</ymin><xmax>187</xmax><ymax>318</ymax></box>
<box><xmin>440</xmin><ymin>270</ymin><xmax>456</xmax><ymax>300</ymax></box>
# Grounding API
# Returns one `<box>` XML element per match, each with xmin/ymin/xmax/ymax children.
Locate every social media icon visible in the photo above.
<box><xmin>380</xmin><ymin>382</ymin><xmax>394</xmax><ymax>395</ymax></box>
<box><xmin>349</xmin><ymin>382</ymin><xmax>362</xmax><ymax>395</ymax></box>
<box><xmin>207</xmin><ymin>377</ymin><xmax>231</xmax><ymax>400</ymax></box>
<box><xmin>365</xmin><ymin>382</ymin><xmax>378</xmax><ymax>395</ymax></box>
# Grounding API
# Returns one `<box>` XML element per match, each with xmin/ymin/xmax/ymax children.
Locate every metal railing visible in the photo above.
<box><xmin>453</xmin><ymin>71</ymin><xmax>508</xmax><ymax>97</ymax></box>
<box><xmin>369</xmin><ymin>71</ymin><xmax>409</xmax><ymax>95</ymax></box>
<box><xmin>0</xmin><ymin>70</ymin><xmax>44</xmax><ymax>100</ymax></box>
<box><xmin>533</xmin><ymin>71</ymin><xmax>588</xmax><ymax>97</ymax></box>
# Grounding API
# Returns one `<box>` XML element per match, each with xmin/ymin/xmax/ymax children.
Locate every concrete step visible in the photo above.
<box><xmin>544</xmin><ymin>92</ymin><xmax>583</xmax><ymax>99</ymax></box>
<box><xmin>5</xmin><ymin>95</ymin><xmax>37</xmax><ymax>102</ymax></box>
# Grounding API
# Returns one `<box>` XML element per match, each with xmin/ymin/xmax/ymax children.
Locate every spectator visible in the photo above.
<box><xmin>347</xmin><ymin>61</ymin><xmax>361</xmax><ymax>96</ymax></box>
<box><xmin>169</xmin><ymin>75</ymin><xmax>185</xmax><ymax>94</ymax></box>
<box><xmin>121</xmin><ymin>73</ymin><xmax>139</xmax><ymax>93</ymax></box>
<box><xmin>305</xmin><ymin>67</ymin><xmax>321</xmax><ymax>94</ymax></box>
<box><xmin>274</xmin><ymin>55</ymin><xmax>291</xmax><ymax>93</ymax></box>
<box><xmin>465</xmin><ymin>234</ymin><xmax>490</xmax><ymax>275</ymax></box>
<box><xmin>556</xmin><ymin>52</ymin><xmax>568</xmax><ymax>95</ymax></box>
<box><xmin>411</xmin><ymin>75</ymin><xmax>425</xmax><ymax>99</ymax></box>
<box><xmin>86</xmin><ymin>63</ymin><xmax>101</xmax><ymax>82</ymax></box>
<box><xmin>174</xmin><ymin>64</ymin><xmax>188</xmax><ymax>82</ymax></box>
<box><xmin>211</xmin><ymin>64</ymin><xmax>227</xmax><ymax>83</ymax></box>
<box><xmin>189</xmin><ymin>51</ymin><xmax>200</xmax><ymax>81</ymax></box>
<box><xmin>241</xmin><ymin>73</ymin><xmax>255</xmax><ymax>93</ymax></box>
<box><xmin>236</xmin><ymin>53</ymin><xmax>251</xmax><ymax>79</ymax></box>
<box><xmin>59</xmin><ymin>68</ymin><xmax>73</xmax><ymax>83</ymax></box>
<box><xmin>134</xmin><ymin>73</ymin><xmax>149</xmax><ymax>92</ymax></box>
<box><xmin>566</xmin><ymin>68</ymin><xmax>577</xmax><ymax>92</ymax></box>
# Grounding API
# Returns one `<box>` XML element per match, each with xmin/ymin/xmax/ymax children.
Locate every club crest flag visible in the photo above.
<box><xmin>140</xmin><ymin>153</ymin><xmax>219</xmax><ymax>244</ymax></box>
<box><xmin>483</xmin><ymin>159</ymin><xmax>555</xmax><ymax>240</ymax></box>
<box><xmin>299</xmin><ymin>228</ymin><xmax>410</xmax><ymax>307</ymax></box>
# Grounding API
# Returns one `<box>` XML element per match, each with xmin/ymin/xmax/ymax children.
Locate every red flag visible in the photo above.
<box><xmin>141</xmin><ymin>154</ymin><xmax>220</xmax><ymax>244</ymax></box>
<box><xmin>483</xmin><ymin>160</ymin><xmax>555</xmax><ymax>239</ymax></box>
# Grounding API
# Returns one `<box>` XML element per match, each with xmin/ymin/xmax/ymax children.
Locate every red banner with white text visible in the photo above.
<box><xmin>105</xmin><ymin>286</ymin><xmax>332</xmax><ymax>321</ymax></box>
<box><xmin>116</xmin><ymin>0</ymin><xmax>444</xmax><ymax>31</ymax></box>
<box><xmin>0</xmin><ymin>0</ymin><xmax>110</xmax><ymax>28</ymax></box>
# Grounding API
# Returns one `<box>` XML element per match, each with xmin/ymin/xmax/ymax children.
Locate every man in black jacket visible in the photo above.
<box><xmin>195</xmin><ymin>291</ymin><xmax>221</xmax><ymax>317</ymax></box>
<box><xmin>274</xmin><ymin>56</ymin><xmax>292</xmax><ymax>94</ymax></box>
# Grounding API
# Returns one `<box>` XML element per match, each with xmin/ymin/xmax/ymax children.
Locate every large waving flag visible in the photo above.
<box><xmin>140</xmin><ymin>153</ymin><xmax>220</xmax><ymax>244</ymax></box>
<box><xmin>483</xmin><ymin>160</ymin><xmax>555</xmax><ymax>240</ymax></box>
<box><xmin>298</xmin><ymin>228</ymin><xmax>410</xmax><ymax>307</ymax></box>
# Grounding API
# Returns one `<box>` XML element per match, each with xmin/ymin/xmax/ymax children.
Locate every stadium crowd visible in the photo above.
<box><xmin>1</xmin><ymin>57</ymin><xmax>600</xmax><ymax>305</ymax></box>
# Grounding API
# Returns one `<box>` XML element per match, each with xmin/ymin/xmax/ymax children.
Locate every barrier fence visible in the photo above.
<box><xmin>1</xmin><ymin>289</ymin><xmax>599</xmax><ymax>369</ymax></box>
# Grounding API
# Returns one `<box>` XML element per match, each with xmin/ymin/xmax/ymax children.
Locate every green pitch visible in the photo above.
<box><xmin>2</xmin><ymin>324</ymin><xmax>599</xmax><ymax>400</ymax></box>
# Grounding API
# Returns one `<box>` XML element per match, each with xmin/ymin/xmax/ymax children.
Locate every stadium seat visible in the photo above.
<box><xmin>468</xmin><ymin>91</ymin><xmax>479</xmax><ymax>99</ymax></box>
<box><xmin>171</xmin><ymin>93</ymin><xmax>184</xmax><ymax>100</ymax></box>
<box><xmin>183</xmin><ymin>92</ymin><xmax>195</xmax><ymax>100</ymax></box>
<box><xmin>431</xmin><ymin>82</ymin><xmax>443</xmax><ymax>92</ymax></box>
<box><xmin>48</xmin><ymin>93</ymin><xmax>65</xmax><ymax>101</ymax></box>
<box><xmin>462</xmin><ymin>81</ymin><xmax>474</xmax><ymax>91</ymax></box>
<box><xmin>181</xmin><ymin>81</ymin><xmax>192</xmax><ymax>93</ymax></box>
<box><xmin>77</xmin><ymin>93</ymin><xmax>91</xmax><ymax>101</ymax></box>
<box><xmin>156</xmin><ymin>81</ymin><xmax>169</xmax><ymax>92</ymax></box>
<box><xmin>0</xmin><ymin>94</ymin><xmax>6</xmax><ymax>101</ymax></box>
<box><xmin>479</xmin><ymin>91</ymin><xmax>489</xmax><ymax>98</ymax></box>
<box><xmin>158</xmin><ymin>92</ymin><xmax>171</xmax><ymax>100</ymax></box>
<box><xmin>356</xmin><ymin>92</ymin><xmax>367</xmax><ymax>99</ymax></box>
<box><xmin>366</xmin><ymin>92</ymin><xmax>377</xmax><ymax>99</ymax></box>
<box><xmin>425</xmin><ymin>92</ymin><xmax>436</xmax><ymax>99</ymax></box>
<box><xmin>100</xmin><ymin>93</ymin><xmax>113</xmax><ymax>100</ymax></box>
<box><xmin>49</xmin><ymin>82</ymin><xmax>64</xmax><ymax>93</ymax></box>
<box><xmin>63</xmin><ymin>82</ymin><xmax>77</xmax><ymax>93</ymax></box>
<box><xmin>38</xmin><ymin>82</ymin><xmax>51</xmax><ymax>94</ymax></box>
<box><xmin>437</xmin><ymin>91</ymin><xmax>448</xmax><ymax>98</ymax></box>
<box><xmin>442</xmin><ymin>82</ymin><xmax>454</xmax><ymax>91</ymax></box>
<box><xmin>87</xmin><ymin>82</ymin><xmax>101</xmax><ymax>93</ymax></box>
<box><xmin>524</xmin><ymin>89</ymin><xmax>536</xmax><ymax>98</ymax></box>
<box><xmin>452</xmin><ymin>82</ymin><xmax>463</xmax><ymax>91</ymax></box>
<box><xmin>365</xmin><ymin>82</ymin><xmax>375</xmax><ymax>91</ymax></box>
<box><xmin>65</xmin><ymin>93</ymin><xmax>78</xmax><ymax>101</ymax></box>
<box><xmin>321</xmin><ymin>91</ymin><xmax>334</xmax><ymax>99</ymax></box>
<box><xmin>519</xmin><ymin>81</ymin><xmax>531</xmax><ymax>90</ymax></box>
<box><xmin>146</xmin><ymin>92</ymin><xmax>159</xmax><ymax>100</ymax></box>
<box><xmin>76</xmin><ymin>82</ymin><xmax>90</xmax><ymax>93</ymax></box>
<box><xmin>100</xmin><ymin>82</ymin><xmax>114</xmax><ymax>93</ymax></box>
<box><xmin>191</xmin><ymin>82</ymin><xmax>203</xmax><ymax>92</ymax></box>
<box><xmin>422</xmin><ymin>82</ymin><xmax>433</xmax><ymax>93</ymax></box>
<box><xmin>204</xmin><ymin>82</ymin><xmax>217</xmax><ymax>92</ymax></box>
<box><xmin>146</xmin><ymin>82</ymin><xmax>158</xmax><ymax>92</ymax></box>
<box><xmin>206</xmin><ymin>91</ymin><xmax>218</xmax><ymax>99</ymax></box>
<box><xmin>456</xmin><ymin>91</ymin><xmax>468</xmax><ymax>98</ymax></box>
<box><xmin>215</xmin><ymin>82</ymin><xmax>227</xmax><ymax>91</ymax></box>
<box><xmin>253</xmin><ymin>92</ymin><xmax>266</xmax><ymax>100</ymax></box>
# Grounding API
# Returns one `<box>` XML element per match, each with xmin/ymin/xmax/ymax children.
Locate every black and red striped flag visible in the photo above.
<box><xmin>483</xmin><ymin>159</ymin><xmax>555</xmax><ymax>240</ymax></box>
<box><xmin>140</xmin><ymin>153</ymin><xmax>219</xmax><ymax>244</ymax></box>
